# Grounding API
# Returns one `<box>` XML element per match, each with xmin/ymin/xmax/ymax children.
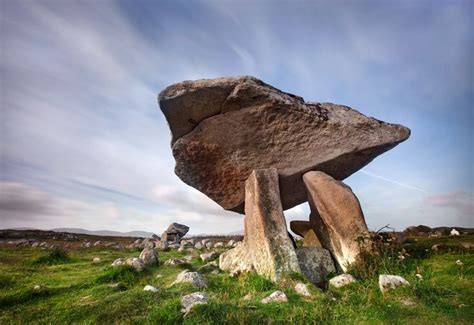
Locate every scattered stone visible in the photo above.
<box><xmin>194</xmin><ymin>242</ymin><xmax>203</xmax><ymax>249</ymax></box>
<box><xmin>181</xmin><ymin>292</ymin><xmax>209</xmax><ymax>314</ymax></box>
<box><xmin>415</xmin><ymin>273</ymin><xmax>423</xmax><ymax>280</ymax></box>
<box><xmin>184</xmin><ymin>255</ymin><xmax>193</xmax><ymax>262</ymax></box>
<box><xmin>379</xmin><ymin>275</ymin><xmax>410</xmax><ymax>293</ymax></box>
<box><xmin>160</xmin><ymin>241</ymin><xmax>169</xmax><ymax>250</ymax></box>
<box><xmin>455</xmin><ymin>260</ymin><xmax>464</xmax><ymax>266</ymax></box>
<box><xmin>125</xmin><ymin>257</ymin><xmax>145</xmax><ymax>272</ymax></box>
<box><xmin>198</xmin><ymin>261</ymin><xmax>218</xmax><ymax>272</ymax></box>
<box><xmin>156</xmin><ymin>274</ymin><xmax>163</xmax><ymax>278</ymax></box>
<box><xmin>200</xmin><ymin>252</ymin><xmax>219</xmax><ymax>262</ymax></box>
<box><xmin>139</xmin><ymin>247</ymin><xmax>158</xmax><ymax>266</ymax></box>
<box><xmin>111</xmin><ymin>258</ymin><xmax>125</xmax><ymax>267</ymax></box>
<box><xmin>107</xmin><ymin>283</ymin><xmax>127</xmax><ymax>291</ymax></box>
<box><xmin>243</xmin><ymin>293</ymin><xmax>252</xmax><ymax>301</ymax></box>
<box><xmin>303</xmin><ymin>171</ymin><xmax>370</xmax><ymax>271</ymax></box>
<box><xmin>227</xmin><ymin>239</ymin><xmax>235</xmax><ymax>247</ymax></box>
<box><xmin>450</xmin><ymin>228</ymin><xmax>460</xmax><ymax>236</ymax></box>
<box><xmin>233</xmin><ymin>241</ymin><xmax>241</xmax><ymax>247</ymax></box>
<box><xmin>329</xmin><ymin>274</ymin><xmax>357</xmax><ymax>288</ymax></box>
<box><xmin>33</xmin><ymin>285</ymin><xmax>41</xmax><ymax>290</ymax></box>
<box><xmin>214</xmin><ymin>242</ymin><xmax>224</xmax><ymax>248</ymax></box>
<box><xmin>400</xmin><ymin>298</ymin><xmax>416</xmax><ymax>307</ymax></box>
<box><xmin>261</xmin><ymin>291</ymin><xmax>288</xmax><ymax>304</ymax></box>
<box><xmin>431</xmin><ymin>244</ymin><xmax>442</xmax><ymax>251</ymax></box>
<box><xmin>92</xmin><ymin>257</ymin><xmax>101</xmax><ymax>263</ymax></box>
<box><xmin>172</xmin><ymin>270</ymin><xmax>208</xmax><ymax>288</ymax></box>
<box><xmin>211</xmin><ymin>269</ymin><xmax>220</xmax><ymax>275</ymax></box>
<box><xmin>164</xmin><ymin>258</ymin><xmax>187</xmax><ymax>266</ymax></box>
<box><xmin>201</xmin><ymin>239</ymin><xmax>210</xmax><ymax>246</ymax></box>
<box><xmin>294</xmin><ymin>282</ymin><xmax>312</xmax><ymax>297</ymax></box>
<box><xmin>205</xmin><ymin>242</ymin><xmax>214</xmax><ymax>250</ymax></box>
<box><xmin>143</xmin><ymin>285</ymin><xmax>159</xmax><ymax>292</ymax></box>
<box><xmin>178</xmin><ymin>246</ymin><xmax>185</xmax><ymax>252</ymax></box>
<box><xmin>220</xmin><ymin>169</ymin><xmax>300</xmax><ymax>281</ymax></box>
<box><xmin>461</xmin><ymin>242</ymin><xmax>474</xmax><ymax>249</ymax></box>
<box><xmin>296</xmin><ymin>247</ymin><xmax>336</xmax><ymax>286</ymax></box>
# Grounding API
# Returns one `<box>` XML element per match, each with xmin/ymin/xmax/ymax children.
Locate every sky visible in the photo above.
<box><xmin>1</xmin><ymin>0</ymin><xmax>473</xmax><ymax>235</ymax></box>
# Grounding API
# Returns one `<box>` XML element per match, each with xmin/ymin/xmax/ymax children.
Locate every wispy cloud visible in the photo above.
<box><xmin>360</xmin><ymin>170</ymin><xmax>429</xmax><ymax>193</ymax></box>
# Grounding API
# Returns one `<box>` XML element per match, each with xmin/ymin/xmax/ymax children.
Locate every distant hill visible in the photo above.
<box><xmin>50</xmin><ymin>228</ymin><xmax>156</xmax><ymax>238</ymax></box>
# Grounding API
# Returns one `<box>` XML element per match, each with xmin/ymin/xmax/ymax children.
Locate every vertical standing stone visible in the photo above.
<box><xmin>219</xmin><ymin>168</ymin><xmax>301</xmax><ymax>281</ymax></box>
<box><xmin>245</xmin><ymin>168</ymin><xmax>301</xmax><ymax>281</ymax></box>
<box><xmin>303</xmin><ymin>171</ymin><xmax>370</xmax><ymax>271</ymax></box>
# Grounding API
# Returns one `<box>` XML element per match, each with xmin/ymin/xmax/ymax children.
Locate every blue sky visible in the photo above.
<box><xmin>1</xmin><ymin>0</ymin><xmax>472</xmax><ymax>234</ymax></box>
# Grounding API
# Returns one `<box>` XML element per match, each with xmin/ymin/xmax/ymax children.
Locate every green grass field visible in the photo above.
<box><xmin>0</xmin><ymin>235</ymin><xmax>473</xmax><ymax>324</ymax></box>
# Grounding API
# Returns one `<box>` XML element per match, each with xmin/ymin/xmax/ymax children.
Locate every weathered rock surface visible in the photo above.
<box><xmin>139</xmin><ymin>247</ymin><xmax>158</xmax><ymax>266</ymax></box>
<box><xmin>294</xmin><ymin>282</ymin><xmax>312</xmax><ymax>297</ymax></box>
<box><xmin>200</xmin><ymin>251</ymin><xmax>219</xmax><ymax>262</ymax></box>
<box><xmin>159</xmin><ymin>76</ymin><xmax>410</xmax><ymax>213</ymax></box>
<box><xmin>303</xmin><ymin>171</ymin><xmax>370</xmax><ymax>271</ymax></box>
<box><xmin>295</xmin><ymin>247</ymin><xmax>336</xmax><ymax>286</ymax></box>
<box><xmin>125</xmin><ymin>257</ymin><xmax>145</xmax><ymax>272</ymax></box>
<box><xmin>219</xmin><ymin>242</ymin><xmax>253</xmax><ymax>274</ymax></box>
<box><xmin>172</xmin><ymin>270</ymin><xmax>208</xmax><ymax>288</ymax></box>
<box><xmin>261</xmin><ymin>291</ymin><xmax>288</xmax><ymax>304</ymax></box>
<box><xmin>143</xmin><ymin>285</ymin><xmax>159</xmax><ymax>292</ymax></box>
<box><xmin>161</xmin><ymin>223</ymin><xmax>189</xmax><ymax>242</ymax></box>
<box><xmin>329</xmin><ymin>274</ymin><xmax>357</xmax><ymax>288</ymax></box>
<box><xmin>290</xmin><ymin>220</ymin><xmax>312</xmax><ymax>237</ymax></box>
<box><xmin>164</xmin><ymin>258</ymin><xmax>186</xmax><ymax>266</ymax></box>
<box><xmin>379</xmin><ymin>274</ymin><xmax>410</xmax><ymax>293</ymax></box>
<box><xmin>181</xmin><ymin>292</ymin><xmax>209</xmax><ymax>314</ymax></box>
<box><xmin>220</xmin><ymin>169</ymin><xmax>301</xmax><ymax>281</ymax></box>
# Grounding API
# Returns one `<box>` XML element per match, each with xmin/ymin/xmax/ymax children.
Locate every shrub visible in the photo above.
<box><xmin>31</xmin><ymin>248</ymin><xmax>71</xmax><ymax>265</ymax></box>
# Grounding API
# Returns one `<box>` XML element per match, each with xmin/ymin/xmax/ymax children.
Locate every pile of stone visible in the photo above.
<box><xmin>111</xmin><ymin>246</ymin><xmax>159</xmax><ymax>272</ymax></box>
<box><xmin>158</xmin><ymin>76</ymin><xmax>410</xmax><ymax>285</ymax></box>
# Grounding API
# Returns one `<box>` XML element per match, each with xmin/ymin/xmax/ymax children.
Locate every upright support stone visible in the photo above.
<box><xmin>303</xmin><ymin>171</ymin><xmax>370</xmax><ymax>272</ymax></box>
<box><xmin>220</xmin><ymin>168</ymin><xmax>301</xmax><ymax>281</ymax></box>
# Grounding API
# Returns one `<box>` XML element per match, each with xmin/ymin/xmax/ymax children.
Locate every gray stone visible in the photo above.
<box><xmin>379</xmin><ymin>274</ymin><xmax>410</xmax><ymax>293</ymax></box>
<box><xmin>294</xmin><ymin>282</ymin><xmax>312</xmax><ymax>297</ymax></box>
<box><xmin>164</xmin><ymin>258</ymin><xmax>186</xmax><ymax>266</ymax></box>
<box><xmin>200</xmin><ymin>251</ymin><xmax>219</xmax><ymax>262</ymax></box>
<box><xmin>329</xmin><ymin>274</ymin><xmax>357</xmax><ymax>288</ymax></box>
<box><xmin>181</xmin><ymin>292</ymin><xmax>209</xmax><ymax>314</ymax></box>
<box><xmin>261</xmin><ymin>290</ymin><xmax>288</xmax><ymax>304</ymax></box>
<box><xmin>143</xmin><ymin>285</ymin><xmax>159</xmax><ymax>292</ymax></box>
<box><xmin>172</xmin><ymin>270</ymin><xmax>208</xmax><ymax>288</ymax></box>
<box><xmin>139</xmin><ymin>247</ymin><xmax>158</xmax><ymax>266</ymax></box>
<box><xmin>295</xmin><ymin>247</ymin><xmax>336</xmax><ymax>286</ymax></box>
<box><xmin>111</xmin><ymin>258</ymin><xmax>125</xmax><ymax>267</ymax></box>
<box><xmin>125</xmin><ymin>257</ymin><xmax>145</xmax><ymax>272</ymax></box>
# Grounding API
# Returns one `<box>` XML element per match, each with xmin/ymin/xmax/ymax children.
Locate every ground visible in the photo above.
<box><xmin>0</xmin><ymin>235</ymin><xmax>473</xmax><ymax>324</ymax></box>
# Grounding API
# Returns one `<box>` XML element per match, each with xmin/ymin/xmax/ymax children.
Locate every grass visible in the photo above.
<box><xmin>0</xmin><ymin>235</ymin><xmax>472</xmax><ymax>324</ymax></box>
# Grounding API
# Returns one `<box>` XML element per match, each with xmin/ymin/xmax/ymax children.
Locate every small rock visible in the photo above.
<box><xmin>294</xmin><ymin>282</ymin><xmax>311</xmax><ymax>297</ymax></box>
<box><xmin>143</xmin><ymin>285</ymin><xmax>159</xmax><ymax>292</ymax></box>
<box><xmin>169</xmin><ymin>243</ymin><xmax>181</xmax><ymax>249</ymax></box>
<box><xmin>111</xmin><ymin>258</ymin><xmax>125</xmax><ymax>267</ymax></box>
<box><xmin>415</xmin><ymin>273</ymin><xmax>423</xmax><ymax>280</ymax></box>
<box><xmin>211</xmin><ymin>269</ymin><xmax>220</xmax><ymax>275</ymax></box>
<box><xmin>261</xmin><ymin>291</ymin><xmax>288</xmax><ymax>304</ymax></box>
<box><xmin>172</xmin><ymin>270</ymin><xmax>208</xmax><ymax>288</ymax></box>
<box><xmin>33</xmin><ymin>285</ymin><xmax>41</xmax><ymax>290</ymax></box>
<box><xmin>178</xmin><ymin>246</ymin><xmax>185</xmax><ymax>252</ymax></box>
<box><xmin>329</xmin><ymin>274</ymin><xmax>357</xmax><ymax>288</ymax></box>
<box><xmin>461</xmin><ymin>242</ymin><xmax>474</xmax><ymax>249</ymax></box>
<box><xmin>214</xmin><ymin>242</ymin><xmax>224</xmax><ymax>248</ymax></box>
<box><xmin>164</xmin><ymin>258</ymin><xmax>186</xmax><ymax>266</ymax></box>
<box><xmin>379</xmin><ymin>275</ymin><xmax>410</xmax><ymax>293</ymax></box>
<box><xmin>107</xmin><ymin>282</ymin><xmax>127</xmax><ymax>291</ymax></box>
<box><xmin>243</xmin><ymin>293</ymin><xmax>252</xmax><ymax>301</ymax></box>
<box><xmin>205</xmin><ymin>242</ymin><xmax>214</xmax><ymax>250</ymax></box>
<box><xmin>139</xmin><ymin>247</ymin><xmax>159</xmax><ymax>266</ymax></box>
<box><xmin>455</xmin><ymin>260</ymin><xmax>464</xmax><ymax>266</ymax></box>
<box><xmin>194</xmin><ymin>242</ymin><xmax>203</xmax><ymax>249</ymax></box>
<box><xmin>431</xmin><ymin>244</ymin><xmax>441</xmax><ymax>251</ymax></box>
<box><xmin>201</xmin><ymin>239</ymin><xmax>210</xmax><ymax>246</ymax></box>
<box><xmin>181</xmin><ymin>292</ymin><xmax>209</xmax><ymax>314</ymax></box>
<box><xmin>198</xmin><ymin>261</ymin><xmax>218</xmax><ymax>272</ymax></box>
<box><xmin>227</xmin><ymin>239</ymin><xmax>235</xmax><ymax>247</ymax></box>
<box><xmin>450</xmin><ymin>229</ymin><xmax>460</xmax><ymax>236</ymax></box>
<box><xmin>125</xmin><ymin>257</ymin><xmax>145</xmax><ymax>272</ymax></box>
<box><xmin>156</xmin><ymin>274</ymin><xmax>163</xmax><ymax>278</ymax></box>
<box><xmin>400</xmin><ymin>297</ymin><xmax>416</xmax><ymax>307</ymax></box>
<box><xmin>93</xmin><ymin>240</ymin><xmax>101</xmax><ymax>247</ymax></box>
<box><xmin>184</xmin><ymin>255</ymin><xmax>193</xmax><ymax>262</ymax></box>
<box><xmin>200</xmin><ymin>251</ymin><xmax>219</xmax><ymax>262</ymax></box>
<box><xmin>92</xmin><ymin>257</ymin><xmax>101</xmax><ymax>263</ymax></box>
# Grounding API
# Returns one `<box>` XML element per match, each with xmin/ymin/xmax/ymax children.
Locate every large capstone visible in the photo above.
<box><xmin>161</xmin><ymin>223</ymin><xmax>189</xmax><ymax>242</ymax></box>
<box><xmin>159</xmin><ymin>76</ymin><xmax>410</xmax><ymax>213</ymax></box>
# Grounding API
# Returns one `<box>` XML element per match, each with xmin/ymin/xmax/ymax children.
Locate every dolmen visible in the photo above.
<box><xmin>158</xmin><ymin>76</ymin><xmax>410</xmax><ymax>283</ymax></box>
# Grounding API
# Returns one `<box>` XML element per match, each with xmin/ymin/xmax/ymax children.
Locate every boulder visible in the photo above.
<box><xmin>159</xmin><ymin>76</ymin><xmax>410</xmax><ymax>213</ymax></box>
<box><xmin>294</xmin><ymin>282</ymin><xmax>312</xmax><ymax>297</ymax></box>
<box><xmin>329</xmin><ymin>274</ymin><xmax>357</xmax><ymax>288</ymax></box>
<box><xmin>181</xmin><ymin>292</ymin><xmax>209</xmax><ymax>314</ymax></box>
<box><xmin>194</xmin><ymin>242</ymin><xmax>203</xmax><ymax>249</ymax></box>
<box><xmin>161</xmin><ymin>223</ymin><xmax>189</xmax><ymax>242</ymax></box>
<box><xmin>295</xmin><ymin>247</ymin><xmax>336</xmax><ymax>286</ymax></box>
<box><xmin>139</xmin><ymin>247</ymin><xmax>158</xmax><ymax>266</ymax></box>
<box><xmin>290</xmin><ymin>220</ymin><xmax>312</xmax><ymax>237</ymax></box>
<box><xmin>172</xmin><ymin>270</ymin><xmax>208</xmax><ymax>288</ymax></box>
<box><xmin>303</xmin><ymin>171</ymin><xmax>370</xmax><ymax>271</ymax></box>
<box><xmin>219</xmin><ymin>242</ymin><xmax>253</xmax><ymax>274</ymax></box>
<box><xmin>164</xmin><ymin>258</ymin><xmax>187</xmax><ymax>266</ymax></box>
<box><xmin>219</xmin><ymin>169</ymin><xmax>301</xmax><ymax>281</ymax></box>
<box><xmin>378</xmin><ymin>274</ymin><xmax>410</xmax><ymax>293</ymax></box>
<box><xmin>125</xmin><ymin>257</ymin><xmax>145</xmax><ymax>272</ymax></box>
<box><xmin>214</xmin><ymin>242</ymin><xmax>224</xmax><ymax>248</ymax></box>
<box><xmin>261</xmin><ymin>291</ymin><xmax>288</xmax><ymax>304</ymax></box>
<box><xmin>200</xmin><ymin>252</ymin><xmax>219</xmax><ymax>262</ymax></box>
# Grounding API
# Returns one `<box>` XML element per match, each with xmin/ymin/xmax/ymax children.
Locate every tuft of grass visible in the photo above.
<box><xmin>31</xmin><ymin>248</ymin><xmax>72</xmax><ymax>266</ymax></box>
<box><xmin>94</xmin><ymin>265</ymin><xmax>141</xmax><ymax>287</ymax></box>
